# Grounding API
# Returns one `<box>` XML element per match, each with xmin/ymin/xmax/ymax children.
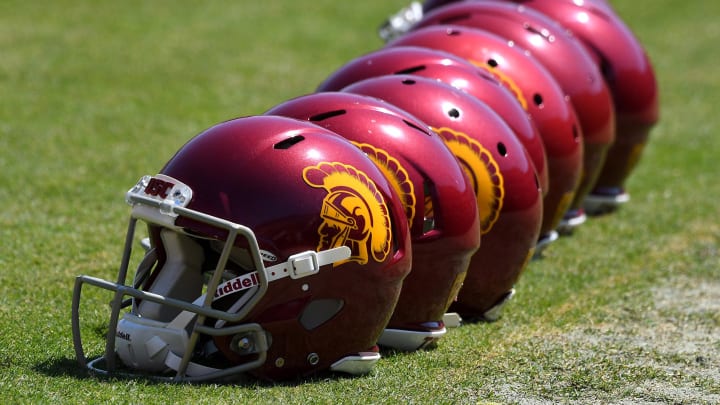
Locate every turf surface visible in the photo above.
<box><xmin>1</xmin><ymin>0</ymin><xmax>718</xmax><ymax>403</ymax></box>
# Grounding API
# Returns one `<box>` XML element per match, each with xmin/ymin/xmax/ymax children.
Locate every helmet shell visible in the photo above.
<box><xmin>161</xmin><ymin>115</ymin><xmax>412</xmax><ymax>380</ymax></box>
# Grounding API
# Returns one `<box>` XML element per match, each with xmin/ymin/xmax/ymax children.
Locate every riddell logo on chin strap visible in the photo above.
<box><xmin>213</xmin><ymin>272</ymin><xmax>260</xmax><ymax>301</ymax></box>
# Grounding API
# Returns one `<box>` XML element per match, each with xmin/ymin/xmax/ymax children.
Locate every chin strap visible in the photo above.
<box><xmin>140</xmin><ymin>237</ymin><xmax>351</xmax><ymax>302</ymax></box>
<box><xmin>213</xmin><ymin>246</ymin><xmax>351</xmax><ymax>302</ymax></box>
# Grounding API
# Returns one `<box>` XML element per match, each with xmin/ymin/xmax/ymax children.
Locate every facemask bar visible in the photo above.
<box><xmin>72</xmin><ymin>175</ymin><xmax>351</xmax><ymax>381</ymax></box>
<box><xmin>72</xmin><ymin>173</ymin><xmax>274</xmax><ymax>382</ymax></box>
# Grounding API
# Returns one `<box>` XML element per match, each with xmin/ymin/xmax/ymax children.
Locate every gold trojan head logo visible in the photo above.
<box><xmin>470</xmin><ymin>60</ymin><xmax>528</xmax><ymax>111</ymax></box>
<box><xmin>434</xmin><ymin>127</ymin><xmax>504</xmax><ymax>234</ymax></box>
<box><xmin>351</xmin><ymin>142</ymin><xmax>416</xmax><ymax>224</ymax></box>
<box><xmin>303</xmin><ymin>162</ymin><xmax>393</xmax><ymax>265</ymax></box>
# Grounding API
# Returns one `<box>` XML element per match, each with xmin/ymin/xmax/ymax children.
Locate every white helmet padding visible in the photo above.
<box><xmin>116</xmin><ymin>229</ymin><xmax>209</xmax><ymax>373</ymax></box>
<box><xmin>136</xmin><ymin>229</ymin><xmax>204</xmax><ymax>322</ymax></box>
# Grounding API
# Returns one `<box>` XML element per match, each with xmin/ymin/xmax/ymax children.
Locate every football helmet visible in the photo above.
<box><xmin>266</xmin><ymin>92</ymin><xmax>481</xmax><ymax>350</ymax></box>
<box><xmin>387</xmin><ymin>25</ymin><xmax>582</xmax><ymax>249</ymax></box>
<box><xmin>412</xmin><ymin>0</ymin><xmax>617</xmax><ymax>231</ymax></box>
<box><xmin>503</xmin><ymin>0</ymin><xmax>659</xmax><ymax>214</ymax></box>
<box><xmin>342</xmin><ymin>75</ymin><xmax>542</xmax><ymax>320</ymax></box>
<box><xmin>71</xmin><ymin>115</ymin><xmax>413</xmax><ymax>381</ymax></box>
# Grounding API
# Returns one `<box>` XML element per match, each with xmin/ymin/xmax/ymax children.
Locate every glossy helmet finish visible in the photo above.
<box><xmin>343</xmin><ymin>75</ymin><xmax>542</xmax><ymax>320</ymax></box>
<box><xmin>502</xmin><ymin>0</ymin><xmax>659</xmax><ymax>214</ymax></box>
<box><xmin>379</xmin><ymin>0</ymin><xmax>616</xmax><ymax>41</ymax></box>
<box><xmin>71</xmin><ymin>115</ymin><xmax>412</xmax><ymax>381</ymax></box>
<box><xmin>423</xmin><ymin>0</ymin><xmax>616</xmax><ymax>14</ymax></box>
<box><xmin>266</xmin><ymin>92</ymin><xmax>480</xmax><ymax>351</ymax></box>
<box><xmin>317</xmin><ymin>45</ymin><xmax>549</xmax><ymax>199</ymax></box>
<box><xmin>387</xmin><ymin>25</ymin><xmax>582</xmax><ymax>247</ymax></box>
<box><xmin>413</xmin><ymin>0</ymin><xmax>616</xmax><ymax>228</ymax></box>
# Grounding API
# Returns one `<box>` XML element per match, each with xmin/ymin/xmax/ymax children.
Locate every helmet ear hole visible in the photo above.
<box><xmin>299</xmin><ymin>299</ymin><xmax>345</xmax><ymax>330</ymax></box>
<box><xmin>423</xmin><ymin>181</ymin><xmax>436</xmax><ymax>234</ymax></box>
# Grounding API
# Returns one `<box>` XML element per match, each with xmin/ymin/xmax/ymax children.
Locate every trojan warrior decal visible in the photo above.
<box><xmin>470</xmin><ymin>60</ymin><xmax>529</xmax><ymax>111</ymax></box>
<box><xmin>433</xmin><ymin>127</ymin><xmax>505</xmax><ymax>234</ymax></box>
<box><xmin>350</xmin><ymin>142</ymin><xmax>416</xmax><ymax>225</ymax></box>
<box><xmin>303</xmin><ymin>162</ymin><xmax>392</xmax><ymax>265</ymax></box>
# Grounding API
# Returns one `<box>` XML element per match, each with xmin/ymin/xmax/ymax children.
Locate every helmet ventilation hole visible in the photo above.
<box><xmin>401</xmin><ymin>79</ymin><xmax>416</xmax><ymax>85</ymax></box>
<box><xmin>487</xmin><ymin>59</ymin><xmax>498</xmax><ymax>68</ymax></box>
<box><xmin>395</xmin><ymin>65</ymin><xmax>427</xmax><ymax>74</ymax></box>
<box><xmin>533</xmin><ymin>93</ymin><xmax>544</xmax><ymax>107</ymax></box>
<box><xmin>447</xmin><ymin>108</ymin><xmax>461</xmax><ymax>119</ymax></box>
<box><xmin>403</xmin><ymin>119</ymin><xmax>432</xmax><ymax>136</ymax></box>
<box><xmin>274</xmin><ymin>135</ymin><xmax>305</xmax><ymax>149</ymax></box>
<box><xmin>497</xmin><ymin>142</ymin><xmax>508</xmax><ymax>157</ymax></box>
<box><xmin>423</xmin><ymin>181</ymin><xmax>436</xmax><ymax>233</ymax></box>
<box><xmin>309</xmin><ymin>109</ymin><xmax>346</xmax><ymax>122</ymax></box>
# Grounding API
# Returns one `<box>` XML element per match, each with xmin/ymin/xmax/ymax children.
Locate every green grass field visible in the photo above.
<box><xmin>1</xmin><ymin>0</ymin><xmax>718</xmax><ymax>403</ymax></box>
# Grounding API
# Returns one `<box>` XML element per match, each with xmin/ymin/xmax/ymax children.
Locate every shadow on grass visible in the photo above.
<box><xmin>32</xmin><ymin>355</ymin><xmax>366</xmax><ymax>388</ymax></box>
<box><xmin>33</xmin><ymin>356</ymin><xmax>94</xmax><ymax>380</ymax></box>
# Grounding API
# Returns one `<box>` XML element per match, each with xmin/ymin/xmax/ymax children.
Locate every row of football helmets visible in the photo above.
<box><xmin>71</xmin><ymin>0</ymin><xmax>658</xmax><ymax>382</ymax></box>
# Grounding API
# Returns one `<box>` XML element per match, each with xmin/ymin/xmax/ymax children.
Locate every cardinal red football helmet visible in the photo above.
<box><xmin>342</xmin><ymin>75</ymin><xmax>542</xmax><ymax>320</ymax></box>
<box><xmin>502</xmin><ymin>0</ymin><xmax>659</xmax><ymax>214</ymax></box>
<box><xmin>412</xmin><ymin>0</ymin><xmax>616</xmax><ymax>230</ymax></box>
<box><xmin>71</xmin><ymin>115</ymin><xmax>412</xmax><ymax>381</ymax></box>
<box><xmin>266</xmin><ymin>92</ymin><xmax>481</xmax><ymax>350</ymax></box>
<box><xmin>388</xmin><ymin>25</ymin><xmax>582</xmax><ymax>248</ymax></box>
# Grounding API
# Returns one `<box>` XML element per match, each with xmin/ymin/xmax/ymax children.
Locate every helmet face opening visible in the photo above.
<box><xmin>73</xmin><ymin>182</ymin><xmax>274</xmax><ymax>381</ymax></box>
